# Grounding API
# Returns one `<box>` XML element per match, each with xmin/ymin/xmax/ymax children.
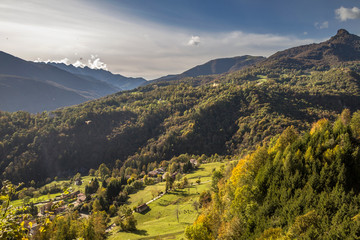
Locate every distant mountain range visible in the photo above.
<box><xmin>0</xmin><ymin>51</ymin><xmax>146</xmax><ymax>113</ymax></box>
<box><xmin>151</xmin><ymin>55</ymin><xmax>265</xmax><ymax>83</ymax></box>
<box><xmin>48</xmin><ymin>63</ymin><xmax>146</xmax><ymax>91</ymax></box>
<box><xmin>0</xmin><ymin>53</ymin><xmax>265</xmax><ymax>113</ymax></box>
<box><xmin>1</xmin><ymin>29</ymin><xmax>360</xmax><ymax>113</ymax></box>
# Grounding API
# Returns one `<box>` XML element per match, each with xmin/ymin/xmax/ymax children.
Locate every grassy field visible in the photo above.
<box><xmin>11</xmin><ymin>175</ymin><xmax>93</xmax><ymax>207</ymax></box>
<box><xmin>109</xmin><ymin>161</ymin><xmax>227</xmax><ymax>240</ymax></box>
<box><xmin>10</xmin><ymin>161</ymin><xmax>232</xmax><ymax>239</ymax></box>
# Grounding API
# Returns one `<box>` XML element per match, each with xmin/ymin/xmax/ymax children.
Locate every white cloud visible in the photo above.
<box><xmin>335</xmin><ymin>6</ymin><xmax>360</xmax><ymax>21</ymax></box>
<box><xmin>314</xmin><ymin>21</ymin><xmax>329</xmax><ymax>29</ymax></box>
<box><xmin>73</xmin><ymin>60</ymin><xmax>86</xmax><ymax>68</ymax></box>
<box><xmin>38</xmin><ymin>58</ymin><xmax>70</xmax><ymax>65</ymax></box>
<box><xmin>87</xmin><ymin>55</ymin><xmax>107</xmax><ymax>70</ymax></box>
<box><xmin>36</xmin><ymin>55</ymin><xmax>107</xmax><ymax>70</ymax></box>
<box><xmin>187</xmin><ymin>36</ymin><xmax>201</xmax><ymax>46</ymax></box>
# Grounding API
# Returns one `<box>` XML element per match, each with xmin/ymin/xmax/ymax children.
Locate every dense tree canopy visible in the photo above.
<box><xmin>186</xmin><ymin>110</ymin><xmax>360</xmax><ymax>239</ymax></box>
<box><xmin>1</xmin><ymin>65</ymin><xmax>360</xmax><ymax>185</ymax></box>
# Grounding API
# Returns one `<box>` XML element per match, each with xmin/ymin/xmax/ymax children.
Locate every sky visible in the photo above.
<box><xmin>0</xmin><ymin>0</ymin><xmax>360</xmax><ymax>80</ymax></box>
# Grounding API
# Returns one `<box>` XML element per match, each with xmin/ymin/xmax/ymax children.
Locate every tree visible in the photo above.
<box><xmin>196</xmin><ymin>177</ymin><xmax>201</xmax><ymax>185</ymax></box>
<box><xmin>92</xmin><ymin>199</ymin><xmax>102</xmax><ymax>212</ymax></box>
<box><xmin>211</xmin><ymin>170</ymin><xmax>223</xmax><ymax>192</ymax></box>
<box><xmin>73</xmin><ymin>172</ymin><xmax>82</xmax><ymax>182</ymax></box>
<box><xmin>0</xmin><ymin>181</ymin><xmax>29</xmax><ymax>239</ymax></box>
<box><xmin>85</xmin><ymin>178</ymin><xmax>99</xmax><ymax>195</ymax></box>
<box><xmin>143</xmin><ymin>175</ymin><xmax>149</xmax><ymax>185</ymax></box>
<box><xmin>164</xmin><ymin>172</ymin><xmax>171</xmax><ymax>192</ymax></box>
<box><xmin>105</xmin><ymin>179</ymin><xmax>123</xmax><ymax>202</ymax></box>
<box><xmin>341</xmin><ymin>108</ymin><xmax>351</xmax><ymax>125</ymax></box>
<box><xmin>182</xmin><ymin>177</ymin><xmax>189</xmax><ymax>188</ymax></box>
<box><xmin>199</xmin><ymin>190</ymin><xmax>212</xmax><ymax>208</ymax></box>
<box><xmin>89</xmin><ymin>169</ymin><xmax>96</xmax><ymax>176</ymax></box>
<box><xmin>287</xmin><ymin>210</ymin><xmax>320</xmax><ymax>238</ymax></box>
<box><xmin>192</xmin><ymin>201</ymin><xmax>200</xmax><ymax>213</ymax></box>
<box><xmin>351</xmin><ymin>110</ymin><xmax>360</xmax><ymax>138</ymax></box>
<box><xmin>116</xmin><ymin>205</ymin><xmax>137</xmax><ymax>232</ymax></box>
<box><xmin>185</xmin><ymin>223</ymin><xmax>212</xmax><ymax>240</ymax></box>
<box><xmin>97</xmin><ymin>163</ymin><xmax>110</xmax><ymax>180</ymax></box>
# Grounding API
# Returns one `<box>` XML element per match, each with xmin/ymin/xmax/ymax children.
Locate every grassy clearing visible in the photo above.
<box><xmin>11</xmin><ymin>175</ymin><xmax>93</xmax><ymax>207</ymax></box>
<box><xmin>109</xmin><ymin>161</ymin><xmax>226</xmax><ymax>240</ymax></box>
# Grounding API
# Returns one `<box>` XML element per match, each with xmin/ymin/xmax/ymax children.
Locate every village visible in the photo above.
<box><xmin>16</xmin><ymin>157</ymin><xmax>203</xmax><ymax>237</ymax></box>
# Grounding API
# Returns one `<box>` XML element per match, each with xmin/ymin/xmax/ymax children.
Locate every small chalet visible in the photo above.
<box><xmin>157</xmin><ymin>167</ymin><xmax>165</xmax><ymax>174</ymax></box>
<box><xmin>77</xmin><ymin>193</ymin><xmax>86</xmax><ymax>202</ymax></box>
<box><xmin>55</xmin><ymin>206</ymin><xmax>66</xmax><ymax>214</ymax></box>
<box><xmin>74</xmin><ymin>179</ymin><xmax>82</xmax><ymax>185</ymax></box>
<box><xmin>190</xmin><ymin>159</ymin><xmax>198</xmax><ymax>166</ymax></box>
<box><xmin>148</xmin><ymin>170</ymin><xmax>158</xmax><ymax>178</ymax></box>
<box><xmin>148</xmin><ymin>168</ymin><xmax>165</xmax><ymax>178</ymax></box>
<box><xmin>135</xmin><ymin>203</ymin><xmax>149</xmax><ymax>213</ymax></box>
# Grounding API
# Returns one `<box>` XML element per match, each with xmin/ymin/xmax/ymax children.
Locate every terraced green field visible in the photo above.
<box><xmin>109</xmin><ymin>161</ymin><xmax>228</xmax><ymax>240</ymax></box>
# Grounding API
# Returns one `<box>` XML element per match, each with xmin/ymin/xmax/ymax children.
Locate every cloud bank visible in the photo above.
<box><xmin>335</xmin><ymin>6</ymin><xmax>360</xmax><ymax>21</ymax></box>
<box><xmin>36</xmin><ymin>55</ymin><xmax>108</xmax><ymax>70</ymax></box>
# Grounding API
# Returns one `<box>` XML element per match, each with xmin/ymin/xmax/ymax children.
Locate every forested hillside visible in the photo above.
<box><xmin>186</xmin><ymin>110</ymin><xmax>360</xmax><ymax>239</ymax></box>
<box><xmin>1</xmin><ymin>64</ymin><xmax>360</xmax><ymax>184</ymax></box>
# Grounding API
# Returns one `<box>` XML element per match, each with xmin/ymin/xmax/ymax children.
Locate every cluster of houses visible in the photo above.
<box><xmin>40</xmin><ymin>190</ymin><xmax>86</xmax><ymax>216</ymax></box>
<box><xmin>24</xmin><ymin>191</ymin><xmax>87</xmax><ymax>236</ymax></box>
<box><xmin>147</xmin><ymin>159</ymin><xmax>198</xmax><ymax>180</ymax></box>
<box><xmin>25</xmin><ymin>158</ymin><xmax>200</xmax><ymax>236</ymax></box>
<box><xmin>147</xmin><ymin>167</ymin><xmax>165</xmax><ymax>178</ymax></box>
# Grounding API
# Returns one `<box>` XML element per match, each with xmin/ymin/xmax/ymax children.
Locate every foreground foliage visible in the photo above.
<box><xmin>186</xmin><ymin>110</ymin><xmax>360</xmax><ymax>239</ymax></box>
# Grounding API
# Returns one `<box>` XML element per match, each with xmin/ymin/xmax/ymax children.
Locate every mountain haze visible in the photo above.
<box><xmin>0</xmin><ymin>52</ymin><xmax>145</xmax><ymax>113</ymax></box>
<box><xmin>48</xmin><ymin>62</ymin><xmax>146</xmax><ymax>90</ymax></box>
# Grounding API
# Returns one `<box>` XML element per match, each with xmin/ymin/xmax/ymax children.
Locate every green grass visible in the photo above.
<box><xmin>11</xmin><ymin>175</ymin><xmax>93</xmax><ymax>207</ymax></box>
<box><xmin>109</xmin><ymin>161</ymin><xmax>226</xmax><ymax>240</ymax></box>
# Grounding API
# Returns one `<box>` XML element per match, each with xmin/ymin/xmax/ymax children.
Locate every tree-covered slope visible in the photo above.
<box><xmin>186</xmin><ymin>110</ymin><xmax>360</xmax><ymax>239</ymax></box>
<box><xmin>1</xmin><ymin>65</ymin><xmax>360</xmax><ymax>184</ymax></box>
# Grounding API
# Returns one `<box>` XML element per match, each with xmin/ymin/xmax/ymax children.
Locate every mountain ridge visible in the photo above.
<box><xmin>261</xmin><ymin>29</ymin><xmax>360</xmax><ymax>69</ymax></box>
<box><xmin>48</xmin><ymin>62</ymin><xmax>146</xmax><ymax>90</ymax></box>
<box><xmin>150</xmin><ymin>55</ymin><xmax>265</xmax><ymax>83</ymax></box>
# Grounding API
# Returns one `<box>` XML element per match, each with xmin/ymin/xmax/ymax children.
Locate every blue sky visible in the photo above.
<box><xmin>0</xmin><ymin>0</ymin><xmax>359</xmax><ymax>79</ymax></box>
<box><xmin>101</xmin><ymin>0</ymin><xmax>359</xmax><ymax>37</ymax></box>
